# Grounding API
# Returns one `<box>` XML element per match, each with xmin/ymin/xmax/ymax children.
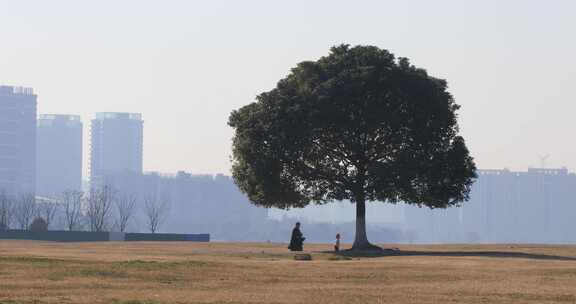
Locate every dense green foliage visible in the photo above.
<box><xmin>229</xmin><ymin>44</ymin><xmax>476</xmax><ymax>248</ymax></box>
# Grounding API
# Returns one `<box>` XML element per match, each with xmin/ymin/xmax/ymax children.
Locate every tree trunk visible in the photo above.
<box><xmin>352</xmin><ymin>196</ymin><xmax>381</xmax><ymax>251</ymax></box>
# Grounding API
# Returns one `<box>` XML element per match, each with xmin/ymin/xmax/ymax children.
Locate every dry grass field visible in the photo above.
<box><xmin>1</xmin><ymin>241</ymin><xmax>576</xmax><ymax>304</ymax></box>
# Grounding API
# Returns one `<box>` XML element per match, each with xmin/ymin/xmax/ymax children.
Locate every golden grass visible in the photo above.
<box><xmin>1</xmin><ymin>241</ymin><xmax>576</xmax><ymax>303</ymax></box>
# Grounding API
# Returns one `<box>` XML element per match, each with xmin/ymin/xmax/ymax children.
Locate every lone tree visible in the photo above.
<box><xmin>115</xmin><ymin>193</ymin><xmax>137</xmax><ymax>232</ymax></box>
<box><xmin>86</xmin><ymin>185</ymin><xmax>115</xmax><ymax>232</ymax></box>
<box><xmin>229</xmin><ymin>45</ymin><xmax>477</xmax><ymax>251</ymax></box>
<box><xmin>0</xmin><ymin>191</ymin><xmax>13</xmax><ymax>231</ymax></box>
<box><xmin>143</xmin><ymin>194</ymin><xmax>170</xmax><ymax>234</ymax></box>
<box><xmin>62</xmin><ymin>190</ymin><xmax>84</xmax><ymax>231</ymax></box>
<box><xmin>14</xmin><ymin>193</ymin><xmax>37</xmax><ymax>230</ymax></box>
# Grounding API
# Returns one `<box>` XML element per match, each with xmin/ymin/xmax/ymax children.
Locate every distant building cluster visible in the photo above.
<box><xmin>2</xmin><ymin>84</ymin><xmax>576</xmax><ymax>242</ymax></box>
<box><xmin>0</xmin><ymin>85</ymin><xmax>143</xmax><ymax>198</ymax></box>
<box><xmin>404</xmin><ymin>168</ymin><xmax>576</xmax><ymax>243</ymax></box>
<box><xmin>1</xmin><ymin>84</ymin><xmax>265</xmax><ymax>235</ymax></box>
<box><xmin>95</xmin><ymin>171</ymin><xmax>268</xmax><ymax>236</ymax></box>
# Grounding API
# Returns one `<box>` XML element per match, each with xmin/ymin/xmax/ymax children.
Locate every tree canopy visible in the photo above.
<box><xmin>229</xmin><ymin>44</ymin><xmax>477</xmax><ymax>250</ymax></box>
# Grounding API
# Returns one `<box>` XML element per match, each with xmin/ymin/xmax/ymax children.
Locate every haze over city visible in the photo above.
<box><xmin>2</xmin><ymin>0</ymin><xmax>575</xmax><ymax>176</ymax></box>
<box><xmin>4</xmin><ymin>2</ymin><xmax>576</xmax><ymax>303</ymax></box>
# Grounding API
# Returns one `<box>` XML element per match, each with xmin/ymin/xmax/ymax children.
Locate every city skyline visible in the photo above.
<box><xmin>3</xmin><ymin>83</ymin><xmax>575</xmax><ymax>183</ymax></box>
<box><xmin>1</xmin><ymin>3</ymin><xmax>575</xmax><ymax>302</ymax></box>
<box><xmin>3</xmin><ymin>86</ymin><xmax>576</xmax><ymax>241</ymax></box>
<box><xmin>1</xmin><ymin>1</ymin><xmax>575</xmax><ymax>176</ymax></box>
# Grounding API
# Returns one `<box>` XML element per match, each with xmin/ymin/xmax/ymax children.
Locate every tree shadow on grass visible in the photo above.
<box><xmin>321</xmin><ymin>248</ymin><xmax>576</xmax><ymax>261</ymax></box>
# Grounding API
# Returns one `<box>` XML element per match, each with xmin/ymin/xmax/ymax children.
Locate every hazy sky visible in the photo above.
<box><xmin>1</xmin><ymin>0</ymin><xmax>575</xmax><ymax>177</ymax></box>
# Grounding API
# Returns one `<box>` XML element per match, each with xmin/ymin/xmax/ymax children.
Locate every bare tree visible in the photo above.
<box><xmin>0</xmin><ymin>190</ymin><xmax>13</xmax><ymax>230</ymax></box>
<box><xmin>36</xmin><ymin>201</ymin><xmax>59</xmax><ymax>230</ymax></box>
<box><xmin>144</xmin><ymin>194</ymin><xmax>170</xmax><ymax>233</ymax></box>
<box><xmin>14</xmin><ymin>193</ymin><xmax>37</xmax><ymax>230</ymax></box>
<box><xmin>86</xmin><ymin>185</ymin><xmax>115</xmax><ymax>232</ymax></box>
<box><xmin>115</xmin><ymin>193</ymin><xmax>137</xmax><ymax>232</ymax></box>
<box><xmin>62</xmin><ymin>190</ymin><xmax>84</xmax><ymax>231</ymax></box>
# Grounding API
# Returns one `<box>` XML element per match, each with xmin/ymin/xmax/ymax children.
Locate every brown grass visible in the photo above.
<box><xmin>1</xmin><ymin>241</ymin><xmax>576</xmax><ymax>303</ymax></box>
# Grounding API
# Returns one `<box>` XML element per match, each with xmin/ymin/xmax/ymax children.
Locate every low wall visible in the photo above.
<box><xmin>125</xmin><ymin>233</ymin><xmax>209</xmax><ymax>242</ymax></box>
<box><xmin>0</xmin><ymin>230</ymin><xmax>110</xmax><ymax>242</ymax></box>
<box><xmin>0</xmin><ymin>230</ymin><xmax>210</xmax><ymax>242</ymax></box>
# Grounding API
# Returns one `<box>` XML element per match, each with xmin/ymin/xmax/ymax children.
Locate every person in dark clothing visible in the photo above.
<box><xmin>288</xmin><ymin>222</ymin><xmax>305</xmax><ymax>251</ymax></box>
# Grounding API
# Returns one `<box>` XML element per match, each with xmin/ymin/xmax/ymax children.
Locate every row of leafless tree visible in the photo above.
<box><xmin>0</xmin><ymin>186</ymin><xmax>170</xmax><ymax>233</ymax></box>
<box><xmin>0</xmin><ymin>191</ymin><xmax>54</xmax><ymax>230</ymax></box>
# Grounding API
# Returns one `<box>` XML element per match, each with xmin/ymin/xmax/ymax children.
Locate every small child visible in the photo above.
<box><xmin>334</xmin><ymin>233</ymin><xmax>341</xmax><ymax>252</ymax></box>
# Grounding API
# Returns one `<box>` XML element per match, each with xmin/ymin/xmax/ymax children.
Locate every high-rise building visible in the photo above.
<box><xmin>0</xmin><ymin>86</ymin><xmax>37</xmax><ymax>196</ymax></box>
<box><xmin>90</xmin><ymin>112</ymin><xmax>143</xmax><ymax>190</ymax></box>
<box><xmin>36</xmin><ymin>114</ymin><xmax>83</xmax><ymax>196</ymax></box>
